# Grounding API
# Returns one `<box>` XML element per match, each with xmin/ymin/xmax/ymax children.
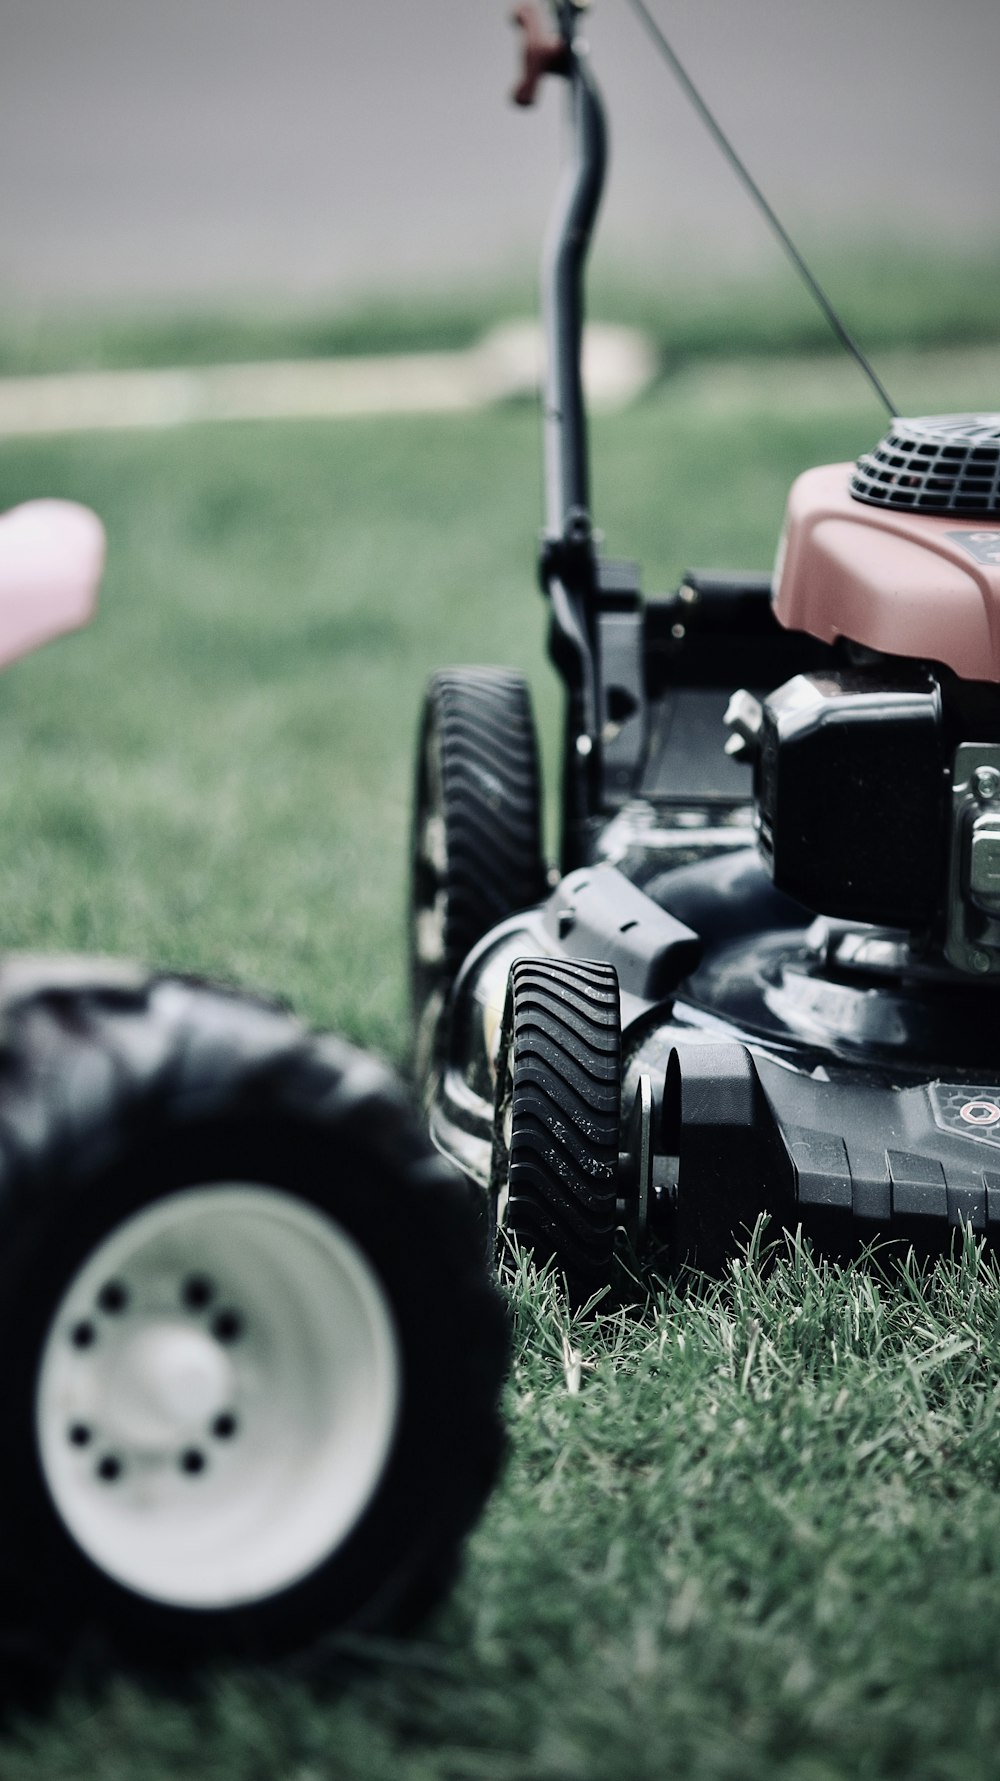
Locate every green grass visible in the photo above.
<box><xmin>0</xmin><ymin>290</ymin><xmax>531</xmax><ymax>379</ymax></box>
<box><xmin>3</xmin><ymin>310</ymin><xmax>1000</xmax><ymax>1774</ymax></box>
<box><xmin>8</xmin><ymin>1234</ymin><xmax>1000</xmax><ymax>1780</ymax></box>
<box><xmin>2</xmin><ymin>242</ymin><xmax>1000</xmax><ymax>375</ymax></box>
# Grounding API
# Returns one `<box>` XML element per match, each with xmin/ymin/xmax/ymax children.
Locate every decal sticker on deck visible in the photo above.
<box><xmin>929</xmin><ymin>1082</ymin><xmax>1000</xmax><ymax>1146</ymax></box>
<box><xmin>947</xmin><ymin>531</ymin><xmax>1000</xmax><ymax>565</ymax></box>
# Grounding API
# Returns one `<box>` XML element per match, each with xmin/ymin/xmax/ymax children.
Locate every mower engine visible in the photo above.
<box><xmin>735</xmin><ymin>415</ymin><xmax>1000</xmax><ymax>976</ymax></box>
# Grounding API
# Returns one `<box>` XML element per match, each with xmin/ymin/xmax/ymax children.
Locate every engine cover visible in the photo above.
<box><xmin>773</xmin><ymin>460</ymin><xmax>1000</xmax><ymax>681</ymax></box>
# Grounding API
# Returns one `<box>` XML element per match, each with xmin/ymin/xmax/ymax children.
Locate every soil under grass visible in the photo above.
<box><xmin>1</xmin><ymin>315</ymin><xmax>1000</xmax><ymax>1776</ymax></box>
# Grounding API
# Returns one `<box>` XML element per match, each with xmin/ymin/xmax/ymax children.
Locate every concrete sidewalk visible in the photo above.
<box><xmin>0</xmin><ymin>322</ymin><xmax>657</xmax><ymax>437</ymax></box>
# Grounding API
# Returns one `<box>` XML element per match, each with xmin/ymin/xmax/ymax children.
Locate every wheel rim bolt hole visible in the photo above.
<box><xmin>211</xmin><ymin>1412</ymin><xmax>238</xmax><ymax>1441</ymax></box>
<box><xmin>97</xmin><ymin>1455</ymin><xmax>123</xmax><ymax>1483</ymax></box>
<box><xmin>70</xmin><ymin>1321</ymin><xmax>96</xmax><ymax>1350</ymax></box>
<box><xmin>212</xmin><ymin>1309</ymin><xmax>243</xmax><ymax>1345</ymax></box>
<box><xmin>180</xmin><ymin>1448</ymin><xmax>207</xmax><ymax>1477</ymax></box>
<box><xmin>97</xmin><ymin>1279</ymin><xmax>129</xmax><ymax>1316</ymax></box>
<box><xmin>181</xmin><ymin>1274</ymin><xmax>215</xmax><ymax>1312</ymax></box>
<box><xmin>68</xmin><ymin>1422</ymin><xmax>92</xmax><ymax>1448</ymax></box>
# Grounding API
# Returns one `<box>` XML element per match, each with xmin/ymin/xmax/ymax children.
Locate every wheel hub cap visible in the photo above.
<box><xmin>36</xmin><ymin>1183</ymin><xmax>401</xmax><ymax>1609</ymax></box>
<box><xmin>105</xmin><ymin>1321</ymin><xmax>234</xmax><ymax>1442</ymax></box>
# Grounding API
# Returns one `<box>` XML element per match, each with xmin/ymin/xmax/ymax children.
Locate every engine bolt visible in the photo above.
<box><xmin>970</xmin><ymin>948</ymin><xmax>992</xmax><ymax>973</ymax></box>
<box><xmin>974</xmin><ymin>766</ymin><xmax>1000</xmax><ymax>802</ymax></box>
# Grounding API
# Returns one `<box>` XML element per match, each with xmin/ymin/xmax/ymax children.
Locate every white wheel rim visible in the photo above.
<box><xmin>36</xmin><ymin>1184</ymin><xmax>401</xmax><ymax>1610</ymax></box>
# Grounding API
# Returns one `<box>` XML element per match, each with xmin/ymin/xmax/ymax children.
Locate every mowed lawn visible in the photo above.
<box><xmin>3</xmin><ymin>324</ymin><xmax>1000</xmax><ymax>1776</ymax></box>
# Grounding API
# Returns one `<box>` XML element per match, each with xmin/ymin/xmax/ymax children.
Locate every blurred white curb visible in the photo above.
<box><xmin>0</xmin><ymin>322</ymin><xmax>658</xmax><ymax>438</ymax></box>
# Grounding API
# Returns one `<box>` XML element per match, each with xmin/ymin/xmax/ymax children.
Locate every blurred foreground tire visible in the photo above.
<box><xmin>0</xmin><ymin>958</ymin><xmax>507</xmax><ymax>1677</ymax></box>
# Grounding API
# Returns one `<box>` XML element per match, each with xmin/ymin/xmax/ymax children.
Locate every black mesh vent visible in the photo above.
<box><xmin>851</xmin><ymin>414</ymin><xmax>1000</xmax><ymax>514</ymax></box>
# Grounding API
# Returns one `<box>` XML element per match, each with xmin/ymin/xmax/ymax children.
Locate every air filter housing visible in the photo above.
<box><xmin>852</xmin><ymin>414</ymin><xmax>1000</xmax><ymax>515</ymax></box>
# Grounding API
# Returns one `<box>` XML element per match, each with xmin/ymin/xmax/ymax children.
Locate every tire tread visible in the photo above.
<box><xmin>492</xmin><ymin>956</ymin><xmax>621</xmax><ymax>1300</ymax></box>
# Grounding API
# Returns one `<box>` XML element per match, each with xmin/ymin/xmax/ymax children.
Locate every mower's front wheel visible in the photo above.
<box><xmin>490</xmin><ymin>956</ymin><xmax>621</xmax><ymax>1303</ymax></box>
<box><xmin>409</xmin><ymin>668</ymin><xmax>546</xmax><ymax>1092</ymax></box>
<box><xmin>0</xmin><ymin>960</ymin><xmax>507</xmax><ymax>1677</ymax></box>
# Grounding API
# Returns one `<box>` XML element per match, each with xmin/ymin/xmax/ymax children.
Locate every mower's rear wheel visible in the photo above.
<box><xmin>0</xmin><ymin>959</ymin><xmax>507</xmax><ymax>1678</ymax></box>
<box><xmin>410</xmin><ymin>668</ymin><xmax>546</xmax><ymax>1092</ymax></box>
<box><xmin>490</xmin><ymin>957</ymin><xmax>621</xmax><ymax>1303</ymax></box>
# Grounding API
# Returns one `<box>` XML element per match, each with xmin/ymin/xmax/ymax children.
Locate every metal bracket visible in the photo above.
<box><xmin>946</xmin><ymin>742</ymin><xmax>1000</xmax><ymax>976</ymax></box>
<box><xmin>594</xmin><ymin>558</ymin><xmax>647</xmax><ymax>809</ymax></box>
<box><xmin>620</xmin><ymin>1073</ymin><xmax>653</xmax><ymax>1246</ymax></box>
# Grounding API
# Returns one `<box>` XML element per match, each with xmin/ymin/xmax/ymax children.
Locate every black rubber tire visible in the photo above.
<box><xmin>490</xmin><ymin>957</ymin><xmax>621</xmax><ymax>1303</ymax></box>
<box><xmin>410</xmin><ymin>668</ymin><xmax>546</xmax><ymax>1090</ymax></box>
<box><xmin>0</xmin><ymin>956</ymin><xmax>507</xmax><ymax>1680</ymax></box>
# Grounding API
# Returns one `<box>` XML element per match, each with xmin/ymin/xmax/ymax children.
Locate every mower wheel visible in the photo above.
<box><xmin>491</xmin><ymin>956</ymin><xmax>621</xmax><ymax>1303</ymax></box>
<box><xmin>410</xmin><ymin>668</ymin><xmax>546</xmax><ymax>1090</ymax></box>
<box><xmin>0</xmin><ymin>959</ymin><xmax>507</xmax><ymax>1679</ymax></box>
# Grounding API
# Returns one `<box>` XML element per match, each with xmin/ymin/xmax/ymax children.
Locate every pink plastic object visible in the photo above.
<box><xmin>0</xmin><ymin>501</ymin><xmax>104</xmax><ymax>669</ymax></box>
<box><xmin>774</xmin><ymin>462</ymin><xmax>1000</xmax><ymax>683</ymax></box>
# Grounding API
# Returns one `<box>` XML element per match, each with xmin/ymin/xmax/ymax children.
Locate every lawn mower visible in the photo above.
<box><xmin>0</xmin><ymin>498</ymin><xmax>506</xmax><ymax>1681</ymax></box>
<box><xmin>410</xmin><ymin>0</ymin><xmax>1000</xmax><ymax>1301</ymax></box>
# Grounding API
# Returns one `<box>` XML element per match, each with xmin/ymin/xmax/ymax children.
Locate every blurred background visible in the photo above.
<box><xmin>3</xmin><ymin>0</ymin><xmax>1000</xmax><ymax>312</ymax></box>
